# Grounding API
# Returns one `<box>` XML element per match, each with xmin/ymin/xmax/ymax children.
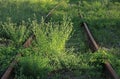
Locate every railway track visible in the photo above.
<box><xmin>0</xmin><ymin>3</ymin><xmax>60</xmax><ymax>78</ymax></box>
<box><xmin>1</xmin><ymin>35</ymin><xmax>35</xmax><ymax>79</ymax></box>
<box><xmin>80</xmin><ymin>13</ymin><xmax>120</xmax><ymax>79</ymax></box>
<box><xmin>1</xmin><ymin>2</ymin><xmax>120</xmax><ymax>79</ymax></box>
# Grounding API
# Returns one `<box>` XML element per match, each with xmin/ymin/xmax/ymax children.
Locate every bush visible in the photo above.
<box><xmin>32</xmin><ymin>16</ymin><xmax>73</xmax><ymax>54</ymax></box>
<box><xmin>0</xmin><ymin>20</ymin><xmax>30</xmax><ymax>47</ymax></box>
<box><xmin>0</xmin><ymin>46</ymin><xmax>16</xmax><ymax>77</ymax></box>
<box><xmin>16</xmin><ymin>56</ymin><xmax>51</xmax><ymax>79</ymax></box>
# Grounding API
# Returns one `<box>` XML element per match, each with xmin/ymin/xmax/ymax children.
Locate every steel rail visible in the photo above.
<box><xmin>1</xmin><ymin>3</ymin><xmax>59</xmax><ymax>77</ymax></box>
<box><xmin>79</xmin><ymin>14</ymin><xmax>99</xmax><ymax>52</ymax></box>
<box><xmin>79</xmin><ymin>13</ymin><xmax>120</xmax><ymax>79</ymax></box>
<box><xmin>1</xmin><ymin>35</ymin><xmax>34</xmax><ymax>79</ymax></box>
<box><xmin>1</xmin><ymin>54</ymin><xmax>21</xmax><ymax>79</ymax></box>
<box><xmin>104</xmin><ymin>61</ymin><xmax>120</xmax><ymax>79</ymax></box>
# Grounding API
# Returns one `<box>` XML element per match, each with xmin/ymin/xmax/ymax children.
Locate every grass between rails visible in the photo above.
<box><xmin>15</xmin><ymin>48</ymin><xmax>120</xmax><ymax>79</ymax></box>
<box><xmin>14</xmin><ymin>16</ymin><xmax>75</xmax><ymax>79</ymax></box>
<box><xmin>0</xmin><ymin>0</ymin><xmax>120</xmax><ymax>79</ymax></box>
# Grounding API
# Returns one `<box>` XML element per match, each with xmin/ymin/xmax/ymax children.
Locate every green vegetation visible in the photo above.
<box><xmin>32</xmin><ymin>17</ymin><xmax>73</xmax><ymax>53</ymax></box>
<box><xmin>79</xmin><ymin>0</ymin><xmax>120</xmax><ymax>47</ymax></box>
<box><xmin>0</xmin><ymin>0</ymin><xmax>120</xmax><ymax>79</ymax></box>
<box><xmin>0</xmin><ymin>46</ymin><xmax>16</xmax><ymax>77</ymax></box>
<box><xmin>1</xmin><ymin>21</ymin><xmax>30</xmax><ymax>47</ymax></box>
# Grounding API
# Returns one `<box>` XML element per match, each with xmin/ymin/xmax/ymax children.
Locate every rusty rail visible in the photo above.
<box><xmin>1</xmin><ymin>4</ymin><xmax>57</xmax><ymax>77</ymax></box>
<box><xmin>1</xmin><ymin>35</ymin><xmax>34</xmax><ymax>79</ymax></box>
<box><xmin>1</xmin><ymin>54</ymin><xmax>21</xmax><ymax>79</ymax></box>
<box><xmin>79</xmin><ymin>14</ymin><xmax>99</xmax><ymax>52</ymax></box>
<box><xmin>104</xmin><ymin>61</ymin><xmax>120</xmax><ymax>79</ymax></box>
<box><xmin>79</xmin><ymin>14</ymin><xmax>120</xmax><ymax>79</ymax></box>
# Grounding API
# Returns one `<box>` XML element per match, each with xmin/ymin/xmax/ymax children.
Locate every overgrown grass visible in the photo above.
<box><xmin>78</xmin><ymin>0</ymin><xmax>120</xmax><ymax>47</ymax></box>
<box><xmin>0</xmin><ymin>20</ymin><xmax>30</xmax><ymax>47</ymax></box>
<box><xmin>0</xmin><ymin>46</ymin><xmax>17</xmax><ymax>77</ymax></box>
<box><xmin>0</xmin><ymin>0</ymin><xmax>69</xmax><ymax>23</ymax></box>
<box><xmin>15</xmin><ymin>50</ymin><xmax>81</xmax><ymax>79</ymax></box>
<box><xmin>16</xmin><ymin>48</ymin><xmax>115</xmax><ymax>79</ymax></box>
<box><xmin>78</xmin><ymin>0</ymin><xmax>120</xmax><ymax>76</ymax></box>
<box><xmin>14</xmin><ymin>16</ymin><xmax>75</xmax><ymax>79</ymax></box>
<box><xmin>0</xmin><ymin>0</ymin><xmax>120</xmax><ymax>79</ymax></box>
<box><xmin>32</xmin><ymin>16</ymin><xmax>73</xmax><ymax>53</ymax></box>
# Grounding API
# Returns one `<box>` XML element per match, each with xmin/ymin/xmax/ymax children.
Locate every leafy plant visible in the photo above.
<box><xmin>16</xmin><ymin>56</ymin><xmax>51</xmax><ymax>79</ymax></box>
<box><xmin>0</xmin><ymin>46</ymin><xmax>16</xmax><ymax>77</ymax></box>
<box><xmin>1</xmin><ymin>20</ymin><xmax>30</xmax><ymax>47</ymax></box>
<box><xmin>0</xmin><ymin>0</ymin><xmax>120</xmax><ymax>78</ymax></box>
<box><xmin>32</xmin><ymin>16</ymin><xmax>73</xmax><ymax>54</ymax></box>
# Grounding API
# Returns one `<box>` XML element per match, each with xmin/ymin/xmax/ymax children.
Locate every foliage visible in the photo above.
<box><xmin>0</xmin><ymin>0</ymin><xmax>70</xmax><ymax>23</ymax></box>
<box><xmin>0</xmin><ymin>0</ymin><xmax>120</xmax><ymax>78</ymax></box>
<box><xmin>15</xmin><ymin>56</ymin><xmax>51</xmax><ymax>79</ymax></box>
<box><xmin>90</xmin><ymin>49</ymin><xmax>110</xmax><ymax>64</ymax></box>
<box><xmin>108</xmin><ymin>48</ymin><xmax>120</xmax><ymax>76</ymax></box>
<box><xmin>78</xmin><ymin>0</ymin><xmax>120</xmax><ymax>47</ymax></box>
<box><xmin>32</xmin><ymin>16</ymin><xmax>73</xmax><ymax>54</ymax></box>
<box><xmin>0</xmin><ymin>20</ymin><xmax>30</xmax><ymax>47</ymax></box>
<box><xmin>15</xmin><ymin>48</ymin><xmax>112</xmax><ymax>79</ymax></box>
<box><xmin>0</xmin><ymin>46</ymin><xmax>16</xmax><ymax>77</ymax></box>
<box><xmin>15</xmin><ymin>49</ymin><xmax>81</xmax><ymax>79</ymax></box>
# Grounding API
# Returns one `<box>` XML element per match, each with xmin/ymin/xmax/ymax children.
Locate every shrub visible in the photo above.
<box><xmin>16</xmin><ymin>56</ymin><xmax>51</xmax><ymax>79</ymax></box>
<box><xmin>1</xmin><ymin>20</ymin><xmax>30</xmax><ymax>47</ymax></box>
<box><xmin>0</xmin><ymin>46</ymin><xmax>16</xmax><ymax>77</ymax></box>
<box><xmin>32</xmin><ymin>16</ymin><xmax>73</xmax><ymax>54</ymax></box>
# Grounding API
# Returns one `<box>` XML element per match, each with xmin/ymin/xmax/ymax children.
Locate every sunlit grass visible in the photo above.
<box><xmin>0</xmin><ymin>0</ymin><xmax>120</xmax><ymax>78</ymax></box>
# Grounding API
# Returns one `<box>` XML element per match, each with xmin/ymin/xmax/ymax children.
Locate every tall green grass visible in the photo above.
<box><xmin>0</xmin><ymin>46</ymin><xmax>16</xmax><ymax>77</ymax></box>
<box><xmin>14</xmin><ymin>17</ymin><xmax>81</xmax><ymax>79</ymax></box>
<box><xmin>78</xmin><ymin>0</ymin><xmax>120</xmax><ymax>47</ymax></box>
<box><xmin>32</xmin><ymin>16</ymin><xmax>73</xmax><ymax>54</ymax></box>
<box><xmin>0</xmin><ymin>0</ymin><xmax>120</xmax><ymax>78</ymax></box>
<box><xmin>0</xmin><ymin>0</ymin><xmax>69</xmax><ymax>23</ymax></box>
<box><xmin>0</xmin><ymin>20</ymin><xmax>30</xmax><ymax>47</ymax></box>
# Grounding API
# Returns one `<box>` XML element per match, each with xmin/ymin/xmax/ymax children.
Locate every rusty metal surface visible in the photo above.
<box><xmin>1</xmin><ymin>35</ymin><xmax>34</xmax><ymax>79</ymax></box>
<box><xmin>104</xmin><ymin>61</ymin><xmax>120</xmax><ymax>79</ymax></box>
<box><xmin>82</xmin><ymin>22</ymin><xmax>99</xmax><ymax>52</ymax></box>
<box><xmin>79</xmin><ymin>13</ymin><xmax>99</xmax><ymax>52</ymax></box>
<box><xmin>23</xmin><ymin>35</ymin><xmax>35</xmax><ymax>48</ymax></box>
